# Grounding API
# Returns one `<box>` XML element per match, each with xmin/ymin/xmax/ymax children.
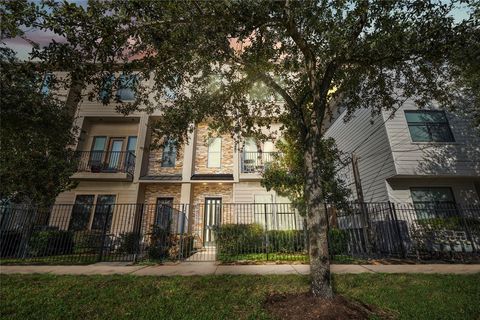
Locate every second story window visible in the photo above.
<box><xmin>207</xmin><ymin>137</ymin><xmax>222</xmax><ymax>168</ymax></box>
<box><xmin>405</xmin><ymin>110</ymin><xmax>454</xmax><ymax>142</ymax></box>
<box><xmin>116</xmin><ymin>74</ymin><xmax>137</xmax><ymax>102</ymax></box>
<box><xmin>161</xmin><ymin>138</ymin><xmax>177</xmax><ymax>167</ymax></box>
<box><xmin>40</xmin><ymin>73</ymin><xmax>52</xmax><ymax>95</ymax></box>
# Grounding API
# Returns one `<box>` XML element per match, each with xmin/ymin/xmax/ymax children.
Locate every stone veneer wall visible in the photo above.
<box><xmin>142</xmin><ymin>184</ymin><xmax>182</xmax><ymax>233</ymax></box>
<box><xmin>190</xmin><ymin>183</ymin><xmax>234</xmax><ymax>245</ymax></box>
<box><xmin>194</xmin><ymin>123</ymin><xmax>234</xmax><ymax>174</ymax></box>
<box><xmin>147</xmin><ymin>133</ymin><xmax>184</xmax><ymax>176</ymax></box>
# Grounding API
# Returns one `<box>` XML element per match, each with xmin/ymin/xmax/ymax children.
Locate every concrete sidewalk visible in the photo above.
<box><xmin>1</xmin><ymin>263</ymin><xmax>479</xmax><ymax>276</ymax></box>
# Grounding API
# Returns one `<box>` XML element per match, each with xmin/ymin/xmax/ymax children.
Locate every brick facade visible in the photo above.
<box><xmin>190</xmin><ymin>183</ymin><xmax>234</xmax><ymax>244</ymax></box>
<box><xmin>194</xmin><ymin>123</ymin><xmax>234</xmax><ymax>175</ymax></box>
<box><xmin>147</xmin><ymin>140</ymin><xmax>184</xmax><ymax>176</ymax></box>
<box><xmin>143</xmin><ymin>184</ymin><xmax>182</xmax><ymax>233</ymax></box>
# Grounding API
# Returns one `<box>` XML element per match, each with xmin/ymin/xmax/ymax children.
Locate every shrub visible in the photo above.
<box><xmin>214</xmin><ymin>224</ymin><xmax>265</xmax><ymax>255</ymax></box>
<box><xmin>267</xmin><ymin>230</ymin><xmax>306</xmax><ymax>253</ymax></box>
<box><xmin>328</xmin><ymin>228</ymin><xmax>349</xmax><ymax>255</ymax></box>
<box><xmin>28</xmin><ymin>230</ymin><xmax>74</xmax><ymax>257</ymax></box>
<box><xmin>0</xmin><ymin>231</ymin><xmax>23</xmax><ymax>258</ymax></box>
<box><xmin>117</xmin><ymin>232</ymin><xmax>141</xmax><ymax>254</ymax></box>
<box><xmin>73</xmin><ymin>230</ymin><xmax>104</xmax><ymax>253</ymax></box>
<box><xmin>147</xmin><ymin>225</ymin><xmax>195</xmax><ymax>260</ymax></box>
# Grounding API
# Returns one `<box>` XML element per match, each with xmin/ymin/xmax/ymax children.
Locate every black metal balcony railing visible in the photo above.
<box><xmin>75</xmin><ymin>151</ymin><xmax>136</xmax><ymax>175</ymax></box>
<box><xmin>241</xmin><ymin>152</ymin><xmax>278</xmax><ymax>173</ymax></box>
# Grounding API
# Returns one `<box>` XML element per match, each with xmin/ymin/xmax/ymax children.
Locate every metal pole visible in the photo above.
<box><xmin>264</xmin><ymin>203</ymin><xmax>269</xmax><ymax>261</ymax></box>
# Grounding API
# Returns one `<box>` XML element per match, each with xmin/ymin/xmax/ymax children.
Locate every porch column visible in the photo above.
<box><xmin>133</xmin><ymin>114</ymin><xmax>149</xmax><ymax>183</ymax></box>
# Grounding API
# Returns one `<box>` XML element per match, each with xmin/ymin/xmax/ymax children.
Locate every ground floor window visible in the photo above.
<box><xmin>69</xmin><ymin>194</ymin><xmax>116</xmax><ymax>231</ymax></box>
<box><xmin>155</xmin><ymin>197</ymin><xmax>174</xmax><ymax>230</ymax></box>
<box><xmin>410</xmin><ymin>187</ymin><xmax>456</xmax><ymax>219</ymax></box>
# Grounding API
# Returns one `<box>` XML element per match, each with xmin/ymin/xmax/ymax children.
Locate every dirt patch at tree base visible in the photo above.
<box><xmin>265</xmin><ymin>292</ymin><xmax>393</xmax><ymax>320</ymax></box>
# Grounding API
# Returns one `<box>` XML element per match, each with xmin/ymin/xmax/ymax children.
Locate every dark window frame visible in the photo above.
<box><xmin>410</xmin><ymin>187</ymin><xmax>457</xmax><ymax>219</ymax></box>
<box><xmin>161</xmin><ymin>138</ymin><xmax>177</xmax><ymax>167</ymax></box>
<box><xmin>405</xmin><ymin>110</ymin><xmax>455</xmax><ymax>142</ymax></box>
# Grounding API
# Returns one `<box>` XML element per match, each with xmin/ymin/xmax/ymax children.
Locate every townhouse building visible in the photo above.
<box><xmin>52</xmin><ymin>74</ymin><xmax>289</xmax><ymax>240</ymax></box>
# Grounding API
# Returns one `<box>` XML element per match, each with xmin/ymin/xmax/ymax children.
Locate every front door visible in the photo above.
<box><xmin>204</xmin><ymin>198</ymin><xmax>221</xmax><ymax>245</ymax></box>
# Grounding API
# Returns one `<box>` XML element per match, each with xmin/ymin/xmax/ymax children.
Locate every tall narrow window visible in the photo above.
<box><xmin>207</xmin><ymin>137</ymin><xmax>222</xmax><ymax>168</ymax></box>
<box><xmin>116</xmin><ymin>74</ymin><xmax>137</xmax><ymax>101</ymax></box>
<box><xmin>127</xmin><ymin>136</ymin><xmax>137</xmax><ymax>154</ymax></box>
<box><xmin>405</xmin><ymin>110</ymin><xmax>454</xmax><ymax>142</ymax></box>
<box><xmin>89</xmin><ymin>136</ymin><xmax>107</xmax><ymax>167</ymax></box>
<box><xmin>155</xmin><ymin>198</ymin><xmax>174</xmax><ymax>230</ymax></box>
<box><xmin>161</xmin><ymin>138</ymin><xmax>177</xmax><ymax>167</ymax></box>
<box><xmin>91</xmin><ymin>195</ymin><xmax>116</xmax><ymax>231</ymax></box>
<box><xmin>40</xmin><ymin>73</ymin><xmax>52</xmax><ymax>95</ymax></box>
<box><xmin>69</xmin><ymin>195</ymin><xmax>95</xmax><ymax>231</ymax></box>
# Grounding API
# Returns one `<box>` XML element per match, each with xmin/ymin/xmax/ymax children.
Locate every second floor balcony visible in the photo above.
<box><xmin>241</xmin><ymin>152</ymin><xmax>278</xmax><ymax>174</ymax></box>
<box><xmin>72</xmin><ymin>151</ymin><xmax>136</xmax><ymax>181</ymax></box>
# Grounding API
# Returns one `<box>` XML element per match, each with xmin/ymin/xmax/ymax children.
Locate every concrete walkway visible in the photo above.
<box><xmin>1</xmin><ymin>263</ymin><xmax>479</xmax><ymax>276</ymax></box>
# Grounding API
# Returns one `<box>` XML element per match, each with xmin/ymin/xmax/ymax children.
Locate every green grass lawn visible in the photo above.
<box><xmin>1</xmin><ymin>273</ymin><xmax>479</xmax><ymax>320</ymax></box>
<box><xmin>217</xmin><ymin>252</ymin><xmax>367</xmax><ymax>264</ymax></box>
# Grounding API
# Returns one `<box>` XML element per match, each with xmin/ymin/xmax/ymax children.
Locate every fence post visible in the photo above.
<box><xmin>264</xmin><ymin>203</ymin><xmax>269</xmax><ymax>261</ymax></box>
<box><xmin>133</xmin><ymin>203</ymin><xmax>144</xmax><ymax>263</ymax></box>
<box><xmin>388</xmin><ymin>202</ymin><xmax>406</xmax><ymax>259</ymax></box>
<box><xmin>179</xmin><ymin>204</ymin><xmax>186</xmax><ymax>261</ymax></box>
<box><xmin>20</xmin><ymin>205</ymin><xmax>36</xmax><ymax>259</ymax></box>
<box><xmin>97</xmin><ymin>204</ymin><xmax>112</xmax><ymax>262</ymax></box>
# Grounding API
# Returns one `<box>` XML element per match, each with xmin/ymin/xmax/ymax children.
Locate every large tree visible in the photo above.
<box><xmin>0</xmin><ymin>47</ymin><xmax>77</xmax><ymax>207</ymax></box>
<box><xmin>5</xmin><ymin>0</ymin><xmax>477</xmax><ymax>297</ymax></box>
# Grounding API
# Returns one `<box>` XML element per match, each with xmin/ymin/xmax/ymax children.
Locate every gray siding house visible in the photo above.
<box><xmin>325</xmin><ymin>101</ymin><xmax>480</xmax><ymax>205</ymax></box>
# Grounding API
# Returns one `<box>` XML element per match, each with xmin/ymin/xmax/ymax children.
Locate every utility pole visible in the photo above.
<box><xmin>351</xmin><ymin>153</ymin><xmax>372</xmax><ymax>254</ymax></box>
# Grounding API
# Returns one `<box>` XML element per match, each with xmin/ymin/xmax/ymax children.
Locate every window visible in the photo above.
<box><xmin>207</xmin><ymin>137</ymin><xmax>222</xmax><ymax>168</ymax></box>
<box><xmin>405</xmin><ymin>110</ymin><xmax>454</xmax><ymax>142</ymax></box>
<box><xmin>89</xmin><ymin>136</ymin><xmax>107</xmax><ymax>167</ymax></box>
<box><xmin>161</xmin><ymin>138</ymin><xmax>177</xmax><ymax>167</ymax></box>
<box><xmin>91</xmin><ymin>195</ymin><xmax>116</xmax><ymax>230</ymax></box>
<box><xmin>99</xmin><ymin>74</ymin><xmax>114</xmax><ymax>103</ymax></box>
<box><xmin>69</xmin><ymin>195</ymin><xmax>95</xmax><ymax>231</ymax></box>
<box><xmin>155</xmin><ymin>198</ymin><xmax>174</xmax><ymax>230</ymax></box>
<box><xmin>127</xmin><ymin>136</ymin><xmax>137</xmax><ymax>154</ymax></box>
<box><xmin>40</xmin><ymin>73</ymin><xmax>52</xmax><ymax>95</ymax></box>
<box><xmin>411</xmin><ymin>187</ymin><xmax>456</xmax><ymax>219</ymax></box>
<box><xmin>116</xmin><ymin>74</ymin><xmax>137</xmax><ymax>101</ymax></box>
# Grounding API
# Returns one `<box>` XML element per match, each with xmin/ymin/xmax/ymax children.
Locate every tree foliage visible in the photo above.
<box><xmin>0</xmin><ymin>48</ymin><xmax>77</xmax><ymax>206</ymax></box>
<box><xmin>2</xmin><ymin>0</ymin><xmax>478</xmax><ymax>297</ymax></box>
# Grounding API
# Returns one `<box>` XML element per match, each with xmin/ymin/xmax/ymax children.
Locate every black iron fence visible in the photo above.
<box><xmin>0</xmin><ymin>202</ymin><xmax>478</xmax><ymax>264</ymax></box>
<box><xmin>75</xmin><ymin>151</ymin><xmax>135</xmax><ymax>175</ymax></box>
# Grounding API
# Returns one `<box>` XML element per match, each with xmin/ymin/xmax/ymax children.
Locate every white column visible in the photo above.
<box><xmin>133</xmin><ymin>114</ymin><xmax>149</xmax><ymax>182</ymax></box>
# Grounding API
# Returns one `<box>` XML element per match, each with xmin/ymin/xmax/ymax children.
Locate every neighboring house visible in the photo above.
<box><xmin>324</xmin><ymin>101</ymin><xmax>480</xmax><ymax>206</ymax></box>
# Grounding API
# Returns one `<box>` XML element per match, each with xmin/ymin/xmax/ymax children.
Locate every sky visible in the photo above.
<box><xmin>2</xmin><ymin>1</ymin><xmax>472</xmax><ymax>61</ymax></box>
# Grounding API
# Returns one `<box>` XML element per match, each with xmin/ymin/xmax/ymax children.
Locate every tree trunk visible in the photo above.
<box><xmin>305</xmin><ymin>138</ymin><xmax>334</xmax><ymax>298</ymax></box>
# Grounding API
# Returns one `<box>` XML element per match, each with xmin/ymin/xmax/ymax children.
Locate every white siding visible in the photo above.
<box><xmin>383</xmin><ymin>101</ymin><xmax>480</xmax><ymax>177</ymax></box>
<box><xmin>324</xmin><ymin>108</ymin><xmax>396</xmax><ymax>202</ymax></box>
<box><xmin>387</xmin><ymin>177</ymin><xmax>480</xmax><ymax>205</ymax></box>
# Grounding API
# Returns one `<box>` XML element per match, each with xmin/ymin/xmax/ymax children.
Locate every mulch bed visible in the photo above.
<box><xmin>265</xmin><ymin>292</ymin><xmax>393</xmax><ymax>320</ymax></box>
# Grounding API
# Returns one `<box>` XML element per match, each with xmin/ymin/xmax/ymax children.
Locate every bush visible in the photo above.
<box><xmin>328</xmin><ymin>228</ymin><xmax>349</xmax><ymax>255</ymax></box>
<box><xmin>117</xmin><ymin>232</ymin><xmax>141</xmax><ymax>254</ymax></box>
<box><xmin>0</xmin><ymin>231</ymin><xmax>23</xmax><ymax>258</ymax></box>
<box><xmin>73</xmin><ymin>230</ymin><xmax>104</xmax><ymax>253</ymax></box>
<box><xmin>267</xmin><ymin>230</ymin><xmax>306</xmax><ymax>253</ymax></box>
<box><xmin>147</xmin><ymin>225</ymin><xmax>195</xmax><ymax>260</ymax></box>
<box><xmin>214</xmin><ymin>224</ymin><xmax>265</xmax><ymax>255</ymax></box>
<box><xmin>28</xmin><ymin>230</ymin><xmax>74</xmax><ymax>257</ymax></box>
